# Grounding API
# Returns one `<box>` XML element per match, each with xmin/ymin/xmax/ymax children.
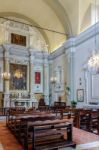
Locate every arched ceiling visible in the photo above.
<box><xmin>0</xmin><ymin>0</ymin><xmax>97</xmax><ymax>52</ymax></box>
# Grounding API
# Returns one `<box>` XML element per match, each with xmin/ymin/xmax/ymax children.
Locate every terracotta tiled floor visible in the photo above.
<box><xmin>0</xmin><ymin>122</ymin><xmax>22</xmax><ymax>150</ymax></box>
<box><xmin>73</xmin><ymin>127</ymin><xmax>99</xmax><ymax>145</ymax></box>
<box><xmin>0</xmin><ymin>122</ymin><xmax>99</xmax><ymax>150</ymax></box>
<box><xmin>73</xmin><ymin>128</ymin><xmax>99</xmax><ymax>150</ymax></box>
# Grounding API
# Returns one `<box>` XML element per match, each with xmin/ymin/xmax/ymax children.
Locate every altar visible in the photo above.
<box><xmin>10</xmin><ymin>98</ymin><xmax>38</xmax><ymax>108</ymax></box>
<box><xmin>9</xmin><ymin>92</ymin><xmax>38</xmax><ymax>108</ymax></box>
<box><xmin>0</xmin><ymin>20</ymin><xmax>49</xmax><ymax>108</ymax></box>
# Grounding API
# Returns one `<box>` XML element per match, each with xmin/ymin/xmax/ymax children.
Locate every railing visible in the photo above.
<box><xmin>0</xmin><ymin>107</ymin><xmax>10</xmax><ymax>116</ymax></box>
<box><xmin>0</xmin><ymin>107</ymin><xmax>26</xmax><ymax>116</ymax></box>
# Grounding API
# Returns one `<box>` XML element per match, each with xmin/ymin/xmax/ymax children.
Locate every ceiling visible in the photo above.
<box><xmin>0</xmin><ymin>0</ymin><xmax>98</xmax><ymax>52</ymax></box>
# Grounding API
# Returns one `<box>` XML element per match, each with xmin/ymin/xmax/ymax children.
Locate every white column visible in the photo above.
<box><xmin>43</xmin><ymin>60</ymin><xmax>49</xmax><ymax>105</ymax></box>
<box><xmin>29</xmin><ymin>49</ymin><xmax>34</xmax><ymax>99</ymax></box>
<box><xmin>64</xmin><ymin>38</ymin><xmax>76</xmax><ymax>105</ymax></box>
<box><xmin>3</xmin><ymin>49</ymin><xmax>10</xmax><ymax>107</ymax></box>
<box><xmin>49</xmin><ymin>60</ymin><xmax>53</xmax><ymax>106</ymax></box>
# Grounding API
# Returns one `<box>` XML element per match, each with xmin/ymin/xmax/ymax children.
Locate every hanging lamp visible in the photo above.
<box><xmin>87</xmin><ymin>0</ymin><xmax>99</xmax><ymax>74</ymax></box>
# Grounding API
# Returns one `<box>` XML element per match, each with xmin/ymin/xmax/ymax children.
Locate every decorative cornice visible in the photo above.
<box><xmin>49</xmin><ymin>38</ymin><xmax>75</xmax><ymax>60</ymax></box>
<box><xmin>49</xmin><ymin>46</ymin><xmax>65</xmax><ymax>60</ymax></box>
<box><xmin>29</xmin><ymin>48</ymin><xmax>49</xmax><ymax>59</ymax></box>
<box><xmin>9</xmin><ymin>56</ymin><xmax>29</xmax><ymax>64</ymax></box>
<box><xmin>50</xmin><ymin>22</ymin><xmax>99</xmax><ymax>59</ymax></box>
<box><xmin>64</xmin><ymin>23</ymin><xmax>99</xmax><ymax>49</ymax></box>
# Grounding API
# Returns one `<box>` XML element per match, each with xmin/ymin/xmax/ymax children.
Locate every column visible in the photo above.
<box><xmin>3</xmin><ymin>48</ymin><xmax>10</xmax><ymax>107</ymax></box>
<box><xmin>49</xmin><ymin>60</ymin><xmax>53</xmax><ymax>106</ymax></box>
<box><xmin>64</xmin><ymin>38</ymin><xmax>76</xmax><ymax>104</ymax></box>
<box><xmin>70</xmin><ymin>52</ymin><xmax>75</xmax><ymax>101</ymax></box>
<box><xmin>29</xmin><ymin>49</ymin><xmax>34</xmax><ymax>99</ymax></box>
<box><xmin>29</xmin><ymin>49</ymin><xmax>38</xmax><ymax>107</ymax></box>
<box><xmin>43</xmin><ymin>59</ymin><xmax>49</xmax><ymax>105</ymax></box>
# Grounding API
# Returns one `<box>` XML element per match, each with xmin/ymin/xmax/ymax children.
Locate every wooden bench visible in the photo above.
<box><xmin>23</xmin><ymin>119</ymin><xmax>76</xmax><ymax>150</ymax></box>
<box><xmin>6</xmin><ymin>109</ymin><xmax>76</xmax><ymax>149</ymax></box>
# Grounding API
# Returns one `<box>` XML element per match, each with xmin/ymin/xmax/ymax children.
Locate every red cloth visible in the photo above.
<box><xmin>35</xmin><ymin>72</ymin><xmax>41</xmax><ymax>84</ymax></box>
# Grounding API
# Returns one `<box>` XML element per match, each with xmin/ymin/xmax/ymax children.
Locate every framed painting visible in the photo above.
<box><xmin>11</xmin><ymin>33</ymin><xmax>26</xmax><ymax>46</ymax></box>
<box><xmin>35</xmin><ymin>72</ymin><xmax>41</xmax><ymax>84</ymax></box>
<box><xmin>10</xmin><ymin>64</ymin><xmax>27</xmax><ymax>90</ymax></box>
<box><xmin>77</xmin><ymin>89</ymin><xmax>84</xmax><ymax>102</ymax></box>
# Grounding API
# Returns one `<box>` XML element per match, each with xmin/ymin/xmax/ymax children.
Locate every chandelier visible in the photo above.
<box><xmin>87</xmin><ymin>0</ymin><xmax>99</xmax><ymax>74</ymax></box>
<box><xmin>2</xmin><ymin>72</ymin><xmax>10</xmax><ymax>80</ymax></box>
<box><xmin>88</xmin><ymin>52</ymin><xmax>99</xmax><ymax>74</ymax></box>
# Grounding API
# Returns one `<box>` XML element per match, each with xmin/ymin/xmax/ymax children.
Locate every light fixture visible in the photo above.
<box><xmin>2</xmin><ymin>72</ymin><xmax>10</xmax><ymax>80</ymax></box>
<box><xmin>50</xmin><ymin>77</ymin><xmax>57</xmax><ymax>84</ymax></box>
<box><xmin>87</xmin><ymin>0</ymin><xmax>99</xmax><ymax>74</ymax></box>
<box><xmin>14</xmin><ymin>69</ymin><xmax>23</xmax><ymax>79</ymax></box>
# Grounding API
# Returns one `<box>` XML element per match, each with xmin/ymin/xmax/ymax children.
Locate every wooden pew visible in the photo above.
<box><xmin>60</xmin><ymin>108</ymin><xmax>81</xmax><ymax>128</ymax></box>
<box><xmin>89</xmin><ymin>109</ymin><xmax>99</xmax><ymax>134</ymax></box>
<box><xmin>6</xmin><ymin>108</ymin><xmax>76</xmax><ymax>150</ymax></box>
<box><xmin>7</xmin><ymin>109</ymin><xmax>76</xmax><ymax>150</ymax></box>
<box><xmin>23</xmin><ymin>118</ymin><xmax>76</xmax><ymax>150</ymax></box>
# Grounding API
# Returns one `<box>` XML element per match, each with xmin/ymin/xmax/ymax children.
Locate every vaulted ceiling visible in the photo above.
<box><xmin>0</xmin><ymin>0</ymin><xmax>98</xmax><ymax>52</ymax></box>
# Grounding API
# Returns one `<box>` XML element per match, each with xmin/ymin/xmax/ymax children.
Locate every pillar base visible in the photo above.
<box><xmin>3</xmin><ymin>93</ymin><xmax>10</xmax><ymax>107</ymax></box>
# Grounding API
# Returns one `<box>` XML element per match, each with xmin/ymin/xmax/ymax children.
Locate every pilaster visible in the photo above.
<box><xmin>29</xmin><ymin>49</ymin><xmax>35</xmax><ymax>99</ymax></box>
<box><xmin>43</xmin><ymin>59</ymin><xmax>49</xmax><ymax>105</ymax></box>
<box><xmin>2</xmin><ymin>46</ymin><xmax>10</xmax><ymax>107</ymax></box>
<box><xmin>64</xmin><ymin>38</ymin><xmax>76</xmax><ymax>103</ymax></box>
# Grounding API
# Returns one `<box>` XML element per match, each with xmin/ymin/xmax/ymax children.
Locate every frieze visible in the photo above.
<box><xmin>33</xmin><ymin>61</ymin><xmax>44</xmax><ymax>66</ymax></box>
<box><xmin>8</xmin><ymin>21</ymin><xmax>29</xmax><ymax>32</ymax></box>
<box><xmin>9</xmin><ymin>57</ymin><xmax>29</xmax><ymax>65</ymax></box>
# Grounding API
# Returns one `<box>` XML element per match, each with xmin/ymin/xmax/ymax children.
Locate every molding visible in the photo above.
<box><xmin>64</xmin><ymin>23</ymin><xmax>99</xmax><ymax>50</ymax></box>
<box><xmin>50</xmin><ymin>22</ymin><xmax>99</xmax><ymax>60</ymax></box>
<box><xmin>91</xmin><ymin>74</ymin><xmax>99</xmax><ymax>99</ymax></box>
<box><xmin>49</xmin><ymin>46</ymin><xmax>65</xmax><ymax>60</ymax></box>
<box><xmin>0</xmin><ymin>12</ymin><xmax>50</xmax><ymax>50</ymax></box>
<box><xmin>9</xmin><ymin>56</ymin><xmax>29</xmax><ymax>65</ymax></box>
<box><xmin>74</xmin><ymin>24</ymin><xmax>99</xmax><ymax>47</ymax></box>
<box><xmin>49</xmin><ymin>38</ymin><xmax>75</xmax><ymax>60</ymax></box>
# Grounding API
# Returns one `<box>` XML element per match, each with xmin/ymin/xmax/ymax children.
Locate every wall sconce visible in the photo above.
<box><xmin>2</xmin><ymin>72</ymin><xmax>11</xmax><ymax>80</ymax></box>
<box><xmin>50</xmin><ymin>77</ymin><xmax>57</xmax><ymax>84</ymax></box>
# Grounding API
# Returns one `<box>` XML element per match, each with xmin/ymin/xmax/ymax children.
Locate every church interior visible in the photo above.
<box><xmin>0</xmin><ymin>0</ymin><xmax>99</xmax><ymax>150</ymax></box>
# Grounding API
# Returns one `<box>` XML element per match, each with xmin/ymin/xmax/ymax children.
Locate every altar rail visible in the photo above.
<box><xmin>0</xmin><ymin>107</ymin><xmax>9</xmax><ymax>116</ymax></box>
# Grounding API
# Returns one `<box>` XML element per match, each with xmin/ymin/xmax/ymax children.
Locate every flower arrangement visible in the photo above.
<box><xmin>71</xmin><ymin>100</ymin><xmax>77</xmax><ymax>108</ymax></box>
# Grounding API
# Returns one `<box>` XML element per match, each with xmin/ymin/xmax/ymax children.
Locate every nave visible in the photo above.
<box><xmin>0</xmin><ymin>107</ymin><xmax>99</xmax><ymax>150</ymax></box>
<box><xmin>0</xmin><ymin>0</ymin><xmax>99</xmax><ymax>149</ymax></box>
<box><xmin>0</xmin><ymin>120</ymin><xmax>99</xmax><ymax>150</ymax></box>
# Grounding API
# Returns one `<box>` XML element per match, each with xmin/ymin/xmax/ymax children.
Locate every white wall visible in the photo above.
<box><xmin>51</xmin><ymin>22</ymin><xmax>99</xmax><ymax>106</ymax></box>
<box><xmin>0</xmin><ymin>47</ymin><xmax>3</xmax><ymax>92</ymax></box>
<box><xmin>49</xmin><ymin>47</ymin><xmax>70</xmax><ymax>105</ymax></box>
<box><xmin>75</xmin><ymin>25</ymin><xmax>99</xmax><ymax>105</ymax></box>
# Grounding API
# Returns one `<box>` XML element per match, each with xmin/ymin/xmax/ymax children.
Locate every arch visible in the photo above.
<box><xmin>0</xmin><ymin>12</ymin><xmax>51</xmax><ymax>51</ymax></box>
<box><xmin>80</xmin><ymin>4</ymin><xmax>91</xmax><ymax>33</ymax></box>
<box><xmin>44</xmin><ymin>0</ymin><xmax>73</xmax><ymax>37</ymax></box>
